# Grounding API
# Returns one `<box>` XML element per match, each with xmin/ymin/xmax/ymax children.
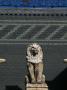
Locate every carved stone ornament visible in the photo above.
<box><xmin>25</xmin><ymin>43</ymin><xmax>48</xmax><ymax>90</ymax></box>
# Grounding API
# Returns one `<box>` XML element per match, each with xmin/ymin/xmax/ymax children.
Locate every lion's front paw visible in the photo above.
<box><xmin>25</xmin><ymin>75</ymin><xmax>29</xmax><ymax>83</ymax></box>
<box><xmin>42</xmin><ymin>74</ymin><xmax>45</xmax><ymax>83</ymax></box>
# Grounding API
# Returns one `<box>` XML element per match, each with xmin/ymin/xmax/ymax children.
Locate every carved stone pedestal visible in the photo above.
<box><xmin>26</xmin><ymin>83</ymin><xmax>48</xmax><ymax>90</ymax></box>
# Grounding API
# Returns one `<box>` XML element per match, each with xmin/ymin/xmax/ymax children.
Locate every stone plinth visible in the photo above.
<box><xmin>26</xmin><ymin>83</ymin><xmax>48</xmax><ymax>90</ymax></box>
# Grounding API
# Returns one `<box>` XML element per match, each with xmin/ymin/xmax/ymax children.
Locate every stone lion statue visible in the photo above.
<box><xmin>25</xmin><ymin>43</ymin><xmax>45</xmax><ymax>84</ymax></box>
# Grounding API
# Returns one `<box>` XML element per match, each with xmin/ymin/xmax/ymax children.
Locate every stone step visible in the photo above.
<box><xmin>26</xmin><ymin>83</ymin><xmax>48</xmax><ymax>90</ymax></box>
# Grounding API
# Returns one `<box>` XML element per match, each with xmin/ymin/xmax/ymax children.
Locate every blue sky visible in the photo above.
<box><xmin>0</xmin><ymin>0</ymin><xmax>67</xmax><ymax>7</ymax></box>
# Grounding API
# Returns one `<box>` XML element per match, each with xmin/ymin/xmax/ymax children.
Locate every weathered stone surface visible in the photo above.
<box><xmin>26</xmin><ymin>83</ymin><xmax>48</xmax><ymax>90</ymax></box>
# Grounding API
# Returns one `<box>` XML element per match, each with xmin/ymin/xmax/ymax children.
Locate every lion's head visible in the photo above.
<box><xmin>29</xmin><ymin>43</ymin><xmax>42</xmax><ymax>56</ymax></box>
